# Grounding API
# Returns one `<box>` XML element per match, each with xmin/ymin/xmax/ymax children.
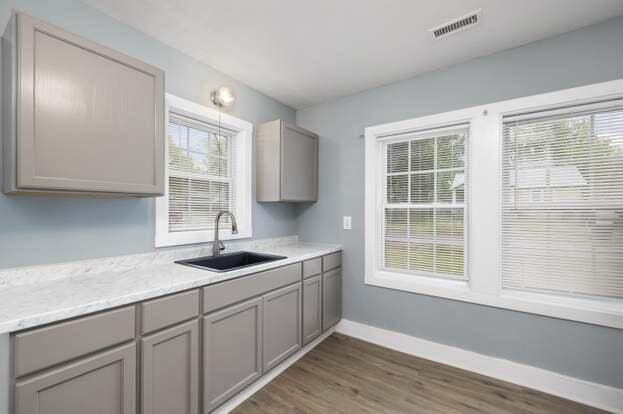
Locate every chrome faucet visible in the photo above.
<box><xmin>212</xmin><ymin>210</ymin><xmax>238</xmax><ymax>257</ymax></box>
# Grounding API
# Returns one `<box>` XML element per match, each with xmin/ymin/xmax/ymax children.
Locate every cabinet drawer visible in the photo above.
<box><xmin>303</xmin><ymin>257</ymin><xmax>322</xmax><ymax>279</ymax></box>
<box><xmin>323</xmin><ymin>251</ymin><xmax>342</xmax><ymax>271</ymax></box>
<box><xmin>203</xmin><ymin>263</ymin><xmax>301</xmax><ymax>314</ymax></box>
<box><xmin>15</xmin><ymin>343</ymin><xmax>136</xmax><ymax>414</ymax></box>
<box><xmin>141</xmin><ymin>289</ymin><xmax>199</xmax><ymax>334</ymax></box>
<box><xmin>13</xmin><ymin>306</ymin><xmax>135</xmax><ymax>377</ymax></box>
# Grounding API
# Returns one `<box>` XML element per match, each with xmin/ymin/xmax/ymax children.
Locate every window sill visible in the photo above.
<box><xmin>366</xmin><ymin>270</ymin><xmax>623</xmax><ymax>329</ymax></box>
<box><xmin>155</xmin><ymin>228</ymin><xmax>252</xmax><ymax>248</ymax></box>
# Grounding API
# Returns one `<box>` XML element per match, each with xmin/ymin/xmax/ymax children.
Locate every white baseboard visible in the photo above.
<box><xmin>336</xmin><ymin>319</ymin><xmax>623</xmax><ymax>414</ymax></box>
<box><xmin>212</xmin><ymin>327</ymin><xmax>336</xmax><ymax>414</ymax></box>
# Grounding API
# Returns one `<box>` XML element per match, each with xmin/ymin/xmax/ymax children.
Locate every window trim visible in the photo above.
<box><xmin>365</xmin><ymin>79</ymin><xmax>623</xmax><ymax>329</ymax></box>
<box><xmin>155</xmin><ymin>94</ymin><xmax>253</xmax><ymax>247</ymax></box>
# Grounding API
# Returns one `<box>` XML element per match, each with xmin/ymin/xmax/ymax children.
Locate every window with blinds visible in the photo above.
<box><xmin>168</xmin><ymin>114</ymin><xmax>236</xmax><ymax>233</ymax></box>
<box><xmin>383</xmin><ymin>125</ymin><xmax>468</xmax><ymax>280</ymax></box>
<box><xmin>502</xmin><ymin>102</ymin><xmax>623</xmax><ymax>298</ymax></box>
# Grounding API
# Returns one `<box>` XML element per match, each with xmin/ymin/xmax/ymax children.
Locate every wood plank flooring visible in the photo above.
<box><xmin>233</xmin><ymin>333</ymin><xmax>606</xmax><ymax>414</ymax></box>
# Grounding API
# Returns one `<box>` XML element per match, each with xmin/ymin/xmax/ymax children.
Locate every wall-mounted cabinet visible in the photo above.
<box><xmin>2</xmin><ymin>12</ymin><xmax>165</xmax><ymax>196</ymax></box>
<box><xmin>256</xmin><ymin>120</ymin><xmax>318</xmax><ymax>202</ymax></box>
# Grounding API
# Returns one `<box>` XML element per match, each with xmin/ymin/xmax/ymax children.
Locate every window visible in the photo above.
<box><xmin>502</xmin><ymin>103</ymin><xmax>623</xmax><ymax>299</ymax></box>
<box><xmin>155</xmin><ymin>95</ymin><xmax>252</xmax><ymax>247</ymax></box>
<box><xmin>383</xmin><ymin>126</ymin><xmax>468</xmax><ymax>280</ymax></box>
<box><xmin>365</xmin><ymin>79</ymin><xmax>623</xmax><ymax>329</ymax></box>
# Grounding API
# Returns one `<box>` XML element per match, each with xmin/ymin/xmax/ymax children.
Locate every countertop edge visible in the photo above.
<box><xmin>0</xmin><ymin>244</ymin><xmax>342</xmax><ymax>334</ymax></box>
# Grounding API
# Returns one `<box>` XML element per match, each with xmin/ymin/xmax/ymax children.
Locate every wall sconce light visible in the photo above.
<box><xmin>211</xmin><ymin>86</ymin><xmax>235</xmax><ymax>109</ymax></box>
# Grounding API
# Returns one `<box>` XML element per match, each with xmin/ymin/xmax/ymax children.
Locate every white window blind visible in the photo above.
<box><xmin>382</xmin><ymin>125</ymin><xmax>468</xmax><ymax>280</ymax></box>
<box><xmin>502</xmin><ymin>102</ymin><xmax>623</xmax><ymax>298</ymax></box>
<box><xmin>168</xmin><ymin>114</ymin><xmax>237</xmax><ymax>233</ymax></box>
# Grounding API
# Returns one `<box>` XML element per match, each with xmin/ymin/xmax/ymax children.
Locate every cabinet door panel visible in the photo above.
<box><xmin>322</xmin><ymin>269</ymin><xmax>342</xmax><ymax>331</ymax></box>
<box><xmin>281</xmin><ymin>124</ymin><xmax>318</xmax><ymax>201</ymax></box>
<box><xmin>203</xmin><ymin>298</ymin><xmax>263</xmax><ymax>412</ymax></box>
<box><xmin>302</xmin><ymin>275</ymin><xmax>322</xmax><ymax>345</ymax></box>
<box><xmin>142</xmin><ymin>320</ymin><xmax>199</xmax><ymax>414</ymax></box>
<box><xmin>263</xmin><ymin>283</ymin><xmax>302</xmax><ymax>372</ymax></box>
<box><xmin>16</xmin><ymin>13</ymin><xmax>164</xmax><ymax>194</ymax></box>
<box><xmin>15</xmin><ymin>343</ymin><xmax>136</xmax><ymax>414</ymax></box>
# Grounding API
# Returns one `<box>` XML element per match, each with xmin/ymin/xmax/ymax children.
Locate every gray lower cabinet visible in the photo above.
<box><xmin>262</xmin><ymin>283</ymin><xmax>302</xmax><ymax>372</ymax></box>
<box><xmin>141</xmin><ymin>320</ymin><xmax>199</xmax><ymax>414</ymax></box>
<box><xmin>302</xmin><ymin>275</ymin><xmax>322</xmax><ymax>345</ymax></box>
<box><xmin>8</xmin><ymin>252</ymin><xmax>341</xmax><ymax>414</ymax></box>
<box><xmin>322</xmin><ymin>268</ymin><xmax>342</xmax><ymax>330</ymax></box>
<box><xmin>15</xmin><ymin>343</ymin><xmax>136</xmax><ymax>414</ymax></box>
<box><xmin>203</xmin><ymin>297</ymin><xmax>263</xmax><ymax>412</ymax></box>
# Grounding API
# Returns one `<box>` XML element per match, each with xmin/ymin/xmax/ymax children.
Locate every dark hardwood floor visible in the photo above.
<box><xmin>233</xmin><ymin>333</ymin><xmax>606</xmax><ymax>414</ymax></box>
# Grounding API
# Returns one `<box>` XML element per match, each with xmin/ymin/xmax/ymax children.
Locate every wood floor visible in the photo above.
<box><xmin>233</xmin><ymin>333</ymin><xmax>606</xmax><ymax>414</ymax></box>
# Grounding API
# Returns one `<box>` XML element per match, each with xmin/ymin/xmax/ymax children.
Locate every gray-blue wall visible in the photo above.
<box><xmin>296</xmin><ymin>16</ymin><xmax>623</xmax><ymax>388</ymax></box>
<box><xmin>0</xmin><ymin>0</ymin><xmax>297</xmax><ymax>269</ymax></box>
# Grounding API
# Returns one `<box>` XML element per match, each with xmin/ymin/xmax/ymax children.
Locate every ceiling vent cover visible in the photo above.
<box><xmin>430</xmin><ymin>10</ymin><xmax>481</xmax><ymax>39</ymax></box>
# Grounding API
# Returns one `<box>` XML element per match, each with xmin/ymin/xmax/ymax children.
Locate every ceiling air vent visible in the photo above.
<box><xmin>430</xmin><ymin>10</ymin><xmax>481</xmax><ymax>40</ymax></box>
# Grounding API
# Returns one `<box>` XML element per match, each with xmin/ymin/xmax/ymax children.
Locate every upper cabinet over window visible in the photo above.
<box><xmin>2</xmin><ymin>12</ymin><xmax>165</xmax><ymax>196</ymax></box>
<box><xmin>256</xmin><ymin>120</ymin><xmax>318</xmax><ymax>202</ymax></box>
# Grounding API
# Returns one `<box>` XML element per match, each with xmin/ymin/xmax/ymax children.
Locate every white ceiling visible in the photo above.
<box><xmin>82</xmin><ymin>0</ymin><xmax>623</xmax><ymax>109</ymax></box>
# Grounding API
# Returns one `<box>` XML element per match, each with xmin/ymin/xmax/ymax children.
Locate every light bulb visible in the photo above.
<box><xmin>211</xmin><ymin>86</ymin><xmax>235</xmax><ymax>108</ymax></box>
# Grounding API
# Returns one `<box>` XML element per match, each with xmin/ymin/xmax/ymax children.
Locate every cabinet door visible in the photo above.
<box><xmin>142</xmin><ymin>320</ymin><xmax>199</xmax><ymax>414</ymax></box>
<box><xmin>322</xmin><ymin>268</ymin><xmax>342</xmax><ymax>331</ymax></box>
<box><xmin>15</xmin><ymin>343</ymin><xmax>136</xmax><ymax>414</ymax></box>
<box><xmin>281</xmin><ymin>123</ymin><xmax>318</xmax><ymax>201</ymax></box>
<box><xmin>203</xmin><ymin>298</ymin><xmax>263</xmax><ymax>412</ymax></box>
<box><xmin>15</xmin><ymin>13</ymin><xmax>164</xmax><ymax>195</ymax></box>
<box><xmin>302</xmin><ymin>275</ymin><xmax>322</xmax><ymax>345</ymax></box>
<box><xmin>263</xmin><ymin>283</ymin><xmax>302</xmax><ymax>372</ymax></box>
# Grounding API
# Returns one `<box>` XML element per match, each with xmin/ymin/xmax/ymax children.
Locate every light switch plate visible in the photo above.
<box><xmin>343</xmin><ymin>216</ymin><xmax>352</xmax><ymax>230</ymax></box>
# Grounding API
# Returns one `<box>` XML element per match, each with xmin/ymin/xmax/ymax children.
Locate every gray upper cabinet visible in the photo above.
<box><xmin>2</xmin><ymin>12</ymin><xmax>165</xmax><ymax>196</ymax></box>
<box><xmin>142</xmin><ymin>320</ymin><xmax>199</xmax><ymax>414</ymax></box>
<box><xmin>15</xmin><ymin>343</ymin><xmax>136</xmax><ymax>414</ymax></box>
<box><xmin>262</xmin><ymin>283</ymin><xmax>302</xmax><ymax>372</ymax></box>
<box><xmin>256</xmin><ymin>120</ymin><xmax>318</xmax><ymax>202</ymax></box>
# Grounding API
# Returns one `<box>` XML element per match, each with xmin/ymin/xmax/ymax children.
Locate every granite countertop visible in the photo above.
<box><xmin>0</xmin><ymin>241</ymin><xmax>341</xmax><ymax>334</ymax></box>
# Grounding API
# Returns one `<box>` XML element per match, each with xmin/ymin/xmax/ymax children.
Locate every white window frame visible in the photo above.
<box><xmin>381</xmin><ymin>124</ymin><xmax>471</xmax><ymax>282</ymax></box>
<box><xmin>155</xmin><ymin>94</ymin><xmax>253</xmax><ymax>247</ymax></box>
<box><xmin>365</xmin><ymin>79</ymin><xmax>623</xmax><ymax>329</ymax></box>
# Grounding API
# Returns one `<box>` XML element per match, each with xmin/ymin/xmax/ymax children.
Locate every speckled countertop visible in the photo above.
<box><xmin>0</xmin><ymin>239</ymin><xmax>341</xmax><ymax>334</ymax></box>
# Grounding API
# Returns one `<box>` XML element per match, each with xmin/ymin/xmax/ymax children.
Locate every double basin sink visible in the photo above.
<box><xmin>176</xmin><ymin>251</ymin><xmax>287</xmax><ymax>272</ymax></box>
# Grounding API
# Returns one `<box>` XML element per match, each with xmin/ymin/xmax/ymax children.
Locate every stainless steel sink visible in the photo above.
<box><xmin>175</xmin><ymin>251</ymin><xmax>287</xmax><ymax>273</ymax></box>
